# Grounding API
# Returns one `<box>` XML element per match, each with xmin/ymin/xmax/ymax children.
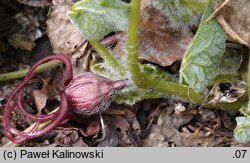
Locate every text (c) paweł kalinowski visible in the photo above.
<box><xmin>20</xmin><ymin>150</ymin><xmax>104</xmax><ymax>159</ymax></box>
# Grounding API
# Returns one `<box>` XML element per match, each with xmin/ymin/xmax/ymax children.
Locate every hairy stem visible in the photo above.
<box><xmin>0</xmin><ymin>60</ymin><xmax>62</xmax><ymax>81</ymax></box>
<box><xmin>125</xmin><ymin>0</ymin><xmax>243</xmax><ymax>111</ymax></box>
<box><xmin>127</xmin><ymin>0</ymin><xmax>149</xmax><ymax>87</ymax></box>
<box><xmin>213</xmin><ymin>73</ymin><xmax>241</xmax><ymax>84</ymax></box>
<box><xmin>89</xmin><ymin>41</ymin><xmax>126</xmax><ymax>76</ymax></box>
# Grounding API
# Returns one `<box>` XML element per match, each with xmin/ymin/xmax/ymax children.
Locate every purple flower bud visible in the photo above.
<box><xmin>64</xmin><ymin>73</ymin><xmax>127</xmax><ymax>115</ymax></box>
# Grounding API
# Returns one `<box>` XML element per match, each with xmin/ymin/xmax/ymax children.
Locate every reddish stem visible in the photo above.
<box><xmin>100</xmin><ymin>32</ymin><xmax>124</xmax><ymax>46</ymax></box>
<box><xmin>3</xmin><ymin>54</ymin><xmax>72</xmax><ymax>143</ymax></box>
<box><xmin>3</xmin><ymin>54</ymin><xmax>128</xmax><ymax>144</ymax></box>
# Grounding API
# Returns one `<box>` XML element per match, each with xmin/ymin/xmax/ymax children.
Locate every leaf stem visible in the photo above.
<box><xmin>127</xmin><ymin>0</ymin><xmax>201</xmax><ymax>101</ymax></box>
<box><xmin>89</xmin><ymin>41</ymin><xmax>126</xmax><ymax>76</ymax></box>
<box><xmin>213</xmin><ymin>73</ymin><xmax>241</xmax><ymax>84</ymax></box>
<box><xmin>125</xmin><ymin>0</ymin><xmax>243</xmax><ymax>111</ymax></box>
<box><xmin>127</xmin><ymin>0</ymin><xmax>149</xmax><ymax>87</ymax></box>
<box><xmin>0</xmin><ymin>60</ymin><xmax>62</xmax><ymax>82</ymax></box>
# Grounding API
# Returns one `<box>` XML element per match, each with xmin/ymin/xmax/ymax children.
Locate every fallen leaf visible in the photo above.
<box><xmin>217</xmin><ymin>110</ymin><xmax>237</xmax><ymax>130</ymax></box>
<box><xmin>62</xmin><ymin>114</ymin><xmax>102</xmax><ymax>139</ymax></box>
<box><xmin>8</xmin><ymin>10</ymin><xmax>43</xmax><ymax>51</ymax></box>
<box><xmin>158</xmin><ymin>106</ymin><xmax>197</xmax><ymax>129</ymax></box>
<box><xmin>85</xmin><ymin>120</ymin><xmax>101</xmax><ymax>137</ymax></box>
<box><xmin>54</xmin><ymin>128</ymin><xmax>88</xmax><ymax>147</ymax></box>
<box><xmin>142</xmin><ymin>104</ymin><xmax>245</xmax><ymax>147</ymax></box>
<box><xmin>143</xmin><ymin>132</ymin><xmax>166</xmax><ymax>147</ymax></box>
<box><xmin>32</xmin><ymin>89</ymin><xmax>48</xmax><ymax>115</ymax></box>
<box><xmin>214</xmin><ymin>0</ymin><xmax>250</xmax><ymax>48</ymax></box>
<box><xmin>97</xmin><ymin>108</ymin><xmax>141</xmax><ymax>147</ymax></box>
<box><xmin>113</xmin><ymin>0</ymin><xmax>193</xmax><ymax>67</ymax></box>
<box><xmin>46</xmin><ymin>0</ymin><xmax>87</xmax><ymax>58</ymax></box>
<box><xmin>31</xmin><ymin>75</ymin><xmax>61</xmax><ymax>114</ymax></box>
<box><xmin>197</xmin><ymin>109</ymin><xmax>216</xmax><ymax>123</ymax></box>
<box><xmin>208</xmin><ymin>81</ymin><xmax>247</xmax><ymax>104</ymax></box>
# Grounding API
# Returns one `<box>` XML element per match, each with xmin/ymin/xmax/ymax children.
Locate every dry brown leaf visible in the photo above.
<box><xmin>32</xmin><ymin>76</ymin><xmax>61</xmax><ymax>114</ymax></box>
<box><xmin>143</xmin><ymin>105</ymin><xmax>250</xmax><ymax>147</ymax></box>
<box><xmin>207</xmin><ymin>81</ymin><xmax>247</xmax><ymax>104</ymax></box>
<box><xmin>54</xmin><ymin>128</ymin><xmax>88</xmax><ymax>147</ymax></box>
<box><xmin>85</xmin><ymin>120</ymin><xmax>101</xmax><ymax>137</ymax></box>
<box><xmin>105</xmin><ymin>107</ymin><xmax>126</xmax><ymax>115</ymax></box>
<box><xmin>114</xmin><ymin>0</ymin><xmax>193</xmax><ymax>67</ymax></box>
<box><xmin>32</xmin><ymin>89</ymin><xmax>48</xmax><ymax>115</ymax></box>
<box><xmin>8</xmin><ymin>10</ymin><xmax>42</xmax><ymax>51</ymax></box>
<box><xmin>143</xmin><ymin>132</ymin><xmax>166</xmax><ymax>147</ymax></box>
<box><xmin>97</xmin><ymin>108</ymin><xmax>141</xmax><ymax>147</ymax></box>
<box><xmin>47</xmin><ymin>0</ymin><xmax>87</xmax><ymax>58</ymax></box>
<box><xmin>214</xmin><ymin>0</ymin><xmax>250</xmax><ymax>48</ymax></box>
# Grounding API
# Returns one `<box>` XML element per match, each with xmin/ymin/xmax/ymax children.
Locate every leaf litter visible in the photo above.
<box><xmin>213</xmin><ymin>0</ymin><xmax>250</xmax><ymax>48</ymax></box>
<box><xmin>142</xmin><ymin>102</ymin><xmax>250</xmax><ymax>147</ymax></box>
<box><xmin>114</xmin><ymin>0</ymin><xmax>194</xmax><ymax>67</ymax></box>
<box><xmin>46</xmin><ymin>0</ymin><xmax>91</xmax><ymax>75</ymax></box>
<box><xmin>1</xmin><ymin>0</ymin><xmax>250</xmax><ymax>147</ymax></box>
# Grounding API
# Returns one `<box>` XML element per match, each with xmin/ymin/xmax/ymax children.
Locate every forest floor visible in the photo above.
<box><xmin>0</xmin><ymin>0</ymin><xmax>250</xmax><ymax>147</ymax></box>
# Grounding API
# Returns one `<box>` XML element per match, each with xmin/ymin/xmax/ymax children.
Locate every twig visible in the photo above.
<box><xmin>217</xmin><ymin>15</ymin><xmax>248</xmax><ymax>46</ymax></box>
<box><xmin>205</xmin><ymin>0</ymin><xmax>231</xmax><ymax>23</ymax></box>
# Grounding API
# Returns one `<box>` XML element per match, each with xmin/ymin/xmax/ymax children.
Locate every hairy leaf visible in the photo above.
<box><xmin>89</xmin><ymin>56</ymin><xmax>170</xmax><ymax>105</ymax></box>
<box><xmin>234</xmin><ymin>117</ymin><xmax>250</xmax><ymax>143</ymax></box>
<box><xmin>68</xmin><ymin>0</ymin><xmax>129</xmax><ymax>41</ymax></box>
<box><xmin>179</xmin><ymin>0</ymin><xmax>225</xmax><ymax>93</ymax></box>
<box><xmin>152</xmin><ymin>0</ymin><xmax>207</xmax><ymax>29</ymax></box>
<box><xmin>114</xmin><ymin>86</ymin><xmax>164</xmax><ymax>105</ymax></box>
<box><xmin>220</xmin><ymin>47</ymin><xmax>242</xmax><ymax>74</ymax></box>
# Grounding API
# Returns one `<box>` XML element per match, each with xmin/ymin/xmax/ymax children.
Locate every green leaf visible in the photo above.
<box><xmin>234</xmin><ymin>117</ymin><xmax>250</xmax><ymax>143</ymax></box>
<box><xmin>68</xmin><ymin>0</ymin><xmax>129</xmax><ymax>41</ymax></box>
<box><xmin>179</xmin><ymin>0</ymin><xmax>225</xmax><ymax>93</ymax></box>
<box><xmin>114</xmin><ymin>86</ymin><xmax>164</xmax><ymax>105</ymax></box>
<box><xmin>219</xmin><ymin>47</ymin><xmax>242</xmax><ymax>74</ymax></box>
<box><xmin>89</xmin><ymin>56</ymin><xmax>169</xmax><ymax>105</ymax></box>
<box><xmin>152</xmin><ymin>0</ymin><xmax>207</xmax><ymax>28</ymax></box>
<box><xmin>100</xmin><ymin>0</ymin><xmax>128</xmax><ymax>9</ymax></box>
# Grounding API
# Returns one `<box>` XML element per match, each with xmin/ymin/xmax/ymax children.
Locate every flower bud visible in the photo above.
<box><xmin>64</xmin><ymin>73</ymin><xmax>127</xmax><ymax>115</ymax></box>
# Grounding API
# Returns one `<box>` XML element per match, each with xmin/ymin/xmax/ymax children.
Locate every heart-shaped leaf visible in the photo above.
<box><xmin>68</xmin><ymin>0</ymin><xmax>129</xmax><ymax>41</ymax></box>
